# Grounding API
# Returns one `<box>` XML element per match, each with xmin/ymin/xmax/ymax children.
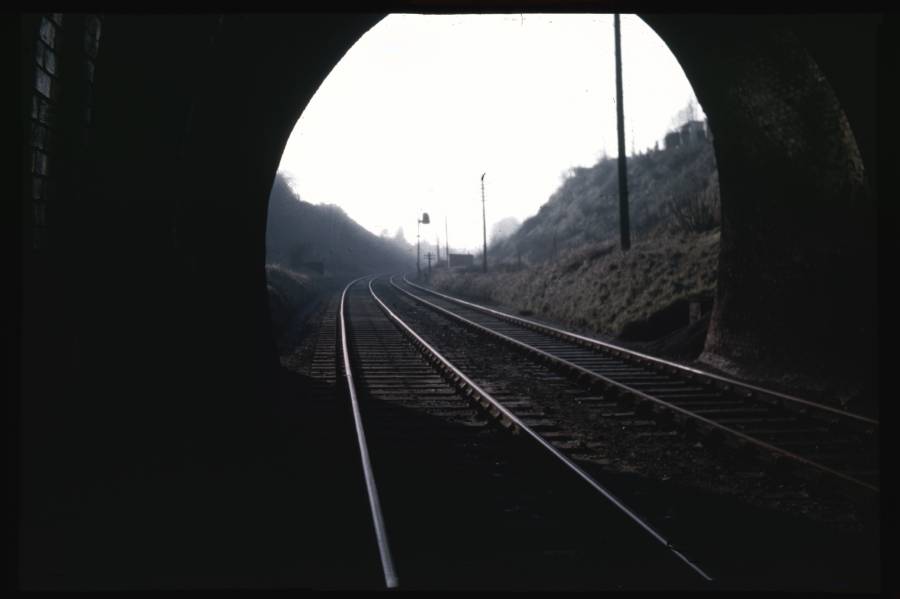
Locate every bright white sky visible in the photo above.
<box><xmin>277</xmin><ymin>14</ymin><xmax>705</xmax><ymax>252</ymax></box>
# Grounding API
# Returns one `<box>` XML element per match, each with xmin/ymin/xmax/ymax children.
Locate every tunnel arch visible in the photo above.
<box><xmin>20</xmin><ymin>12</ymin><xmax>878</xmax><ymax>443</ymax></box>
<box><xmin>18</xmin><ymin>11</ymin><xmax>881</xmax><ymax>587</ymax></box>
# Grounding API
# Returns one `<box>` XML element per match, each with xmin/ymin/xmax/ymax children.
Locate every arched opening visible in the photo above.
<box><xmin>264</xmin><ymin>13</ymin><xmax>873</xmax><ymax>412</ymax></box>
<box><xmin>267</xmin><ymin>14</ymin><xmax>722</xmax><ymax>373</ymax></box>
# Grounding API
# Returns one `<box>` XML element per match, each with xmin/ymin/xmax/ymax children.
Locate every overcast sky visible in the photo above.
<box><xmin>276</xmin><ymin>14</ymin><xmax>705</xmax><ymax>252</ymax></box>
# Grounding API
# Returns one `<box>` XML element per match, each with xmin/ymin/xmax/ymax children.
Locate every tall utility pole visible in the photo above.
<box><xmin>445</xmin><ymin>216</ymin><xmax>449</xmax><ymax>268</ymax></box>
<box><xmin>436</xmin><ymin>235</ymin><xmax>441</xmax><ymax>263</ymax></box>
<box><xmin>614</xmin><ymin>13</ymin><xmax>631</xmax><ymax>251</ymax></box>
<box><xmin>481</xmin><ymin>173</ymin><xmax>487</xmax><ymax>273</ymax></box>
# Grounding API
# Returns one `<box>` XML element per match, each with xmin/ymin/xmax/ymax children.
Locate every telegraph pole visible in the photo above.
<box><xmin>445</xmin><ymin>216</ymin><xmax>449</xmax><ymax>268</ymax></box>
<box><xmin>481</xmin><ymin>173</ymin><xmax>487</xmax><ymax>273</ymax></box>
<box><xmin>614</xmin><ymin>13</ymin><xmax>631</xmax><ymax>251</ymax></box>
<box><xmin>436</xmin><ymin>235</ymin><xmax>441</xmax><ymax>263</ymax></box>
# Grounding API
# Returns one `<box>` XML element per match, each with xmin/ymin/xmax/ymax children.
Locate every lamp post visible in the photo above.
<box><xmin>481</xmin><ymin>173</ymin><xmax>487</xmax><ymax>273</ymax></box>
<box><xmin>417</xmin><ymin>211</ymin><xmax>430</xmax><ymax>279</ymax></box>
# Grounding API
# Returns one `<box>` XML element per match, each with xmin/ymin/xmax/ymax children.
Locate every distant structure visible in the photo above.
<box><xmin>664</xmin><ymin>119</ymin><xmax>708</xmax><ymax>150</ymax></box>
<box><xmin>448</xmin><ymin>253</ymin><xmax>474</xmax><ymax>268</ymax></box>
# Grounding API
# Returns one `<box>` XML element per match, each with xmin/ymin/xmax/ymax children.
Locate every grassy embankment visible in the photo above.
<box><xmin>432</xmin><ymin>231</ymin><xmax>719</xmax><ymax>353</ymax></box>
<box><xmin>266</xmin><ymin>264</ymin><xmax>322</xmax><ymax>338</ymax></box>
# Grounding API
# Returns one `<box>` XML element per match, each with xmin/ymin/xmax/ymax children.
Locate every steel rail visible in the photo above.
<box><xmin>339</xmin><ymin>276</ymin><xmax>399</xmax><ymax>589</ymax></box>
<box><xmin>401</xmin><ymin>275</ymin><xmax>877</xmax><ymax>429</ymax></box>
<box><xmin>391</xmin><ymin>276</ymin><xmax>878</xmax><ymax>494</ymax></box>
<box><xmin>367</xmin><ymin>277</ymin><xmax>714</xmax><ymax>583</ymax></box>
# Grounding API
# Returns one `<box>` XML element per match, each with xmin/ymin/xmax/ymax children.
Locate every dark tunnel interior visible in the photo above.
<box><xmin>15</xmin><ymin>10</ymin><xmax>885</xmax><ymax>589</ymax></box>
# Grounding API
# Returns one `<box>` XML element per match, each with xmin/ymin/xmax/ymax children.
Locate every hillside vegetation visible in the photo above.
<box><xmin>490</xmin><ymin>129</ymin><xmax>718</xmax><ymax>264</ymax></box>
<box><xmin>434</xmin><ymin>123</ymin><xmax>720</xmax><ymax>357</ymax></box>
<box><xmin>265</xmin><ymin>173</ymin><xmax>415</xmax><ymax>343</ymax></box>
<box><xmin>266</xmin><ymin>173</ymin><xmax>415</xmax><ymax>279</ymax></box>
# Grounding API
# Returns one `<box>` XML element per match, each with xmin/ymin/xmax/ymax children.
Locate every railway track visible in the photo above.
<box><xmin>308</xmin><ymin>294</ymin><xmax>340</xmax><ymax>384</ymax></box>
<box><xmin>392</xmin><ymin>275</ymin><xmax>879</xmax><ymax>496</ymax></box>
<box><xmin>338</xmin><ymin>276</ymin><xmax>714</xmax><ymax>590</ymax></box>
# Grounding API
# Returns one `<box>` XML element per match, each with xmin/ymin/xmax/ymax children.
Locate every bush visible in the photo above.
<box><xmin>666</xmin><ymin>173</ymin><xmax>721</xmax><ymax>234</ymax></box>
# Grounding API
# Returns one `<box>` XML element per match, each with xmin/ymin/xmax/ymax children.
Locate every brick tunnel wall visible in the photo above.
<box><xmin>18</xmin><ymin>13</ymin><xmax>383</xmax><ymax>587</ymax></box>
<box><xmin>17</xmin><ymin>13</ymin><xmax>881</xmax><ymax>586</ymax></box>
<box><xmin>644</xmin><ymin>15</ymin><xmax>879</xmax><ymax>406</ymax></box>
